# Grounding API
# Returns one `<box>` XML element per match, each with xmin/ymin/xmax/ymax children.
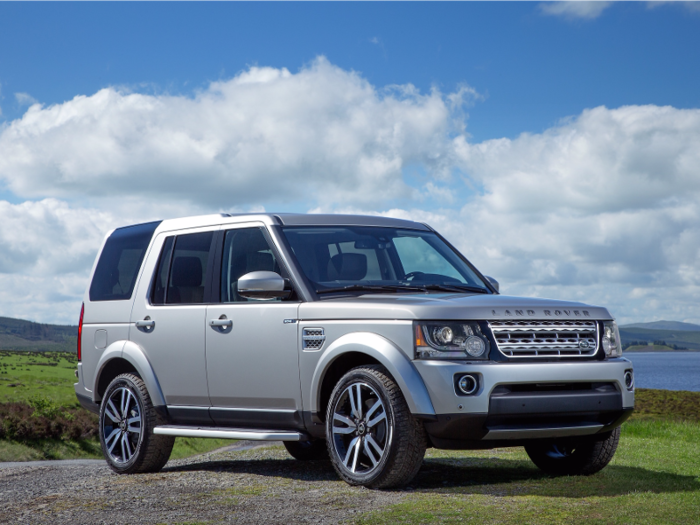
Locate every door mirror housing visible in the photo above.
<box><xmin>237</xmin><ymin>271</ymin><xmax>292</xmax><ymax>300</ymax></box>
<box><xmin>485</xmin><ymin>276</ymin><xmax>499</xmax><ymax>293</ymax></box>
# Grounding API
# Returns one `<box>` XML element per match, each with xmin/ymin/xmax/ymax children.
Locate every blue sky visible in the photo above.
<box><xmin>0</xmin><ymin>1</ymin><xmax>699</xmax><ymax>325</ymax></box>
<box><xmin>2</xmin><ymin>2</ymin><xmax>699</xmax><ymax>141</ymax></box>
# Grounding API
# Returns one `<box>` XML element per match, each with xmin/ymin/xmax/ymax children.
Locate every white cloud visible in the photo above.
<box><xmin>14</xmin><ymin>92</ymin><xmax>38</xmax><ymax>107</ymax></box>
<box><xmin>646</xmin><ymin>0</ymin><xmax>700</xmax><ymax>11</ymax></box>
<box><xmin>539</xmin><ymin>1</ymin><xmax>612</xmax><ymax>20</ymax></box>
<box><xmin>0</xmin><ymin>59</ymin><xmax>698</xmax><ymax>325</ymax></box>
<box><xmin>0</xmin><ymin>57</ymin><xmax>460</xmax><ymax>210</ymax></box>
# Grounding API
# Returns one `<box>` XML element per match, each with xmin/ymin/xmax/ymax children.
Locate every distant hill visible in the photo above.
<box><xmin>0</xmin><ymin>316</ymin><xmax>77</xmax><ymax>353</ymax></box>
<box><xmin>619</xmin><ymin>326</ymin><xmax>700</xmax><ymax>351</ymax></box>
<box><xmin>621</xmin><ymin>320</ymin><xmax>700</xmax><ymax>332</ymax></box>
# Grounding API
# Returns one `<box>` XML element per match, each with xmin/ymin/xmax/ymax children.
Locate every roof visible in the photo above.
<box><xmin>154</xmin><ymin>212</ymin><xmax>431</xmax><ymax>233</ymax></box>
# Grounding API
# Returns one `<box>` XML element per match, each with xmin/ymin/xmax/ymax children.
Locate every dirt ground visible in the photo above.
<box><xmin>0</xmin><ymin>442</ymin><xmax>410</xmax><ymax>524</ymax></box>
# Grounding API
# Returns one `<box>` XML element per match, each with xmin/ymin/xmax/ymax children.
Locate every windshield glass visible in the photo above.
<box><xmin>281</xmin><ymin>226</ymin><xmax>491</xmax><ymax>294</ymax></box>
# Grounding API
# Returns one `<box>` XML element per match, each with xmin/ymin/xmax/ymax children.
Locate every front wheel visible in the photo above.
<box><xmin>525</xmin><ymin>427</ymin><xmax>621</xmax><ymax>476</ymax></box>
<box><xmin>326</xmin><ymin>365</ymin><xmax>427</xmax><ymax>489</ymax></box>
<box><xmin>99</xmin><ymin>373</ymin><xmax>174</xmax><ymax>474</ymax></box>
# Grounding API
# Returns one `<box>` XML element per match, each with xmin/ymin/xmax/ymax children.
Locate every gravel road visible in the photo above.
<box><xmin>0</xmin><ymin>442</ymin><xmax>411</xmax><ymax>524</ymax></box>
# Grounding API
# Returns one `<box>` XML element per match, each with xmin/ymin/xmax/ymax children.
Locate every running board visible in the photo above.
<box><xmin>153</xmin><ymin>425</ymin><xmax>308</xmax><ymax>441</ymax></box>
<box><xmin>484</xmin><ymin>423</ymin><xmax>603</xmax><ymax>440</ymax></box>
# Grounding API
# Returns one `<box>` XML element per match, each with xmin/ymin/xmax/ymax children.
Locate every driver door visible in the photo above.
<box><xmin>205</xmin><ymin>225</ymin><xmax>302</xmax><ymax>429</ymax></box>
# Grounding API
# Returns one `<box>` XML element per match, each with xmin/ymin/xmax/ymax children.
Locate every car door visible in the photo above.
<box><xmin>130</xmin><ymin>228</ymin><xmax>217</xmax><ymax>422</ymax></box>
<box><xmin>205</xmin><ymin>225</ymin><xmax>303</xmax><ymax>430</ymax></box>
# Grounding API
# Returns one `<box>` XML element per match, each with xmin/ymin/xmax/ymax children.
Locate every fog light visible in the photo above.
<box><xmin>624</xmin><ymin>370</ymin><xmax>634</xmax><ymax>390</ymax></box>
<box><xmin>458</xmin><ymin>374</ymin><xmax>478</xmax><ymax>395</ymax></box>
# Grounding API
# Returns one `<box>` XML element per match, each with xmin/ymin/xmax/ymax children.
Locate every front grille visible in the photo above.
<box><xmin>488</xmin><ymin>320</ymin><xmax>598</xmax><ymax>358</ymax></box>
<box><xmin>302</xmin><ymin>328</ymin><xmax>325</xmax><ymax>350</ymax></box>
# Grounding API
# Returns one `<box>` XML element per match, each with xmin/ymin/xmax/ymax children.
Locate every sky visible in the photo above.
<box><xmin>0</xmin><ymin>1</ymin><xmax>699</xmax><ymax>326</ymax></box>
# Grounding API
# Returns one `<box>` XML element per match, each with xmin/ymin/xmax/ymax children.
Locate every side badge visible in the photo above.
<box><xmin>283</xmin><ymin>319</ymin><xmax>298</xmax><ymax>324</ymax></box>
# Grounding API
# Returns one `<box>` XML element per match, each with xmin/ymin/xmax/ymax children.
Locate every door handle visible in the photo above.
<box><xmin>209</xmin><ymin>318</ymin><xmax>233</xmax><ymax>328</ymax></box>
<box><xmin>135</xmin><ymin>317</ymin><xmax>155</xmax><ymax>332</ymax></box>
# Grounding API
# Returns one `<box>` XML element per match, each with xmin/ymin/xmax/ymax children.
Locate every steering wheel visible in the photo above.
<box><xmin>403</xmin><ymin>271</ymin><xmax>425</xmax><ymax>281</ymax></box>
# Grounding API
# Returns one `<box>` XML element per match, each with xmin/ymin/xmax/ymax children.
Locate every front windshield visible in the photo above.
<box><xmin>281</xmin><ymin>226</ymin><xmax>491</xmax><ymax>295</ymax></box>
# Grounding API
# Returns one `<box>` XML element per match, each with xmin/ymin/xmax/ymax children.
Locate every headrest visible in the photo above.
<box><xmin>327</xmin><ymin>253</ymin><xmax>367</xmax><ymax>281</ymax></box>
<box><xmin>171</xmin><ymin>257</ymin><xmax>203</xmax><ymax>287</ymax></box>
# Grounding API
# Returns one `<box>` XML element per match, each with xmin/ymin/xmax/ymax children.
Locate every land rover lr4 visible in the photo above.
<box><xmin>75</xmin><ymin>213</ymin><xmax>634</xmax><ymax>488</ymax></box>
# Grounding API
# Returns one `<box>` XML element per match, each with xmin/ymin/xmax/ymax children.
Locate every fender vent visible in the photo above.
<box><xmin>303</xmin><ymin>328</ymin><xmax>325</xmax><ymax>350</ymax></box>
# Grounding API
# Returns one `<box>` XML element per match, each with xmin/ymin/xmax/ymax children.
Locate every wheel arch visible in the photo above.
<box><xmin>310</xmin><ymin>332</ymin><xmax>435</xmax><ymax>421</ymax></box>
<box><xmin>93</xmin><ymin>340</ymin><xmax>167</xmax><ymax>408</ymax></box>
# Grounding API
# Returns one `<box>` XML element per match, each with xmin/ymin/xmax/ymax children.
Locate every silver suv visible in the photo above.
<box><xmin>75</xmin><ymin>213</ymin><xmax>634</xmax><ymax>488</ymax></box>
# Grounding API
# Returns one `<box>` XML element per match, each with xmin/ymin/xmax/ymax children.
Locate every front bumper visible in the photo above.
<box><xmin>414</xmin><ymin>357</ymin><xmax>634</xmax><ymax>448</ymax></box>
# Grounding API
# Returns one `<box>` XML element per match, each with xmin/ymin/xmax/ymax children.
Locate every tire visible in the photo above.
<box><xmin>325</xmin><ymin>365</ymin><xmax>427</xmax><ymax>489</ymax></box>
<box><xmin>284</xmin><ymin>439</ymin><xmax>329</xmax><ymax>461</ymax></box>
<box><xmin>99</xmin><ymin>373</ymin><xmax>174</xmax><ymax>474</ymax></box>
<box><xmin>525</xmin><ymin>427</ymin><xmax>621</xmax><ymax>476</ymax></box>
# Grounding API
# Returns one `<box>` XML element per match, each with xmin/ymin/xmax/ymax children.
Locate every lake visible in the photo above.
<box><xmin>623</xmin><ymin>351</ymin><xmax>700</xmax><ymax>392</ymax></box>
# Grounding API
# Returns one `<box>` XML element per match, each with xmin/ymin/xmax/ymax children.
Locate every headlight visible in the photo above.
<box><xmin>415</xmin><ymin>321</ymin><xmax>490</xmax><ymax>360</ymax></box>
<box><xmin>602</xmin><ymin>321</ymin><xmax>622</xmax><ymax>358</ymax></box>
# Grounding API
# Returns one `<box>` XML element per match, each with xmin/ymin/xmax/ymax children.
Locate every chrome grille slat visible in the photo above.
<box><xmin>489</xmin><ymin>320</ymin><xmax>598</xmax><ymax>358</ymax></box>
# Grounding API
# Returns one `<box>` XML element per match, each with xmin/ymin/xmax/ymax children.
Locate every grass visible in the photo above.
<box><xmin>0</xmin><ymin>351</ymin><xmax>235</xmax><ymax>461</ymax></box>
<box><xmin>0</xmin><ymin>350</ymin><xmax>79</xmax><ymax>406</ymax></box>
<box><xmin>357</xmin><ymin>419</ymin><xmax>700</xmax><ymax>524</ymax></box>
<box><xmin>356</xmin><ymin>401</ymin><xmax>700</xmax><ymax>525</ymax></box>
<box><xmin>0</xmin><ymin>436</ymin><xmax>234</xmax><ymax>462</ymax></box>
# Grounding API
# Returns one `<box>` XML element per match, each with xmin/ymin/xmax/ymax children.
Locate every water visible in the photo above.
<box><xmin>624</xmin><ymin>352</ymin><xmax>700</xmax><ymax>391</ymax></box>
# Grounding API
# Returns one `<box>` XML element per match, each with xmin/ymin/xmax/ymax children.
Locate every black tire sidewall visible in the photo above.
<box><xmin>99</xmin><ymin>374</ymin><xmax>149</xmax><ymax>473</ymax></box>
<box><xmin>325</xmin><ymin>368</ymin><xmax>396</xmax><ymax>486</ymax></box>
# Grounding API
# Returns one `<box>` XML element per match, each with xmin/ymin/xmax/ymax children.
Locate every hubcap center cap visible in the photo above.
<box><xmin>119</xmin><ymin>420</ymin><xmax>127</xmax><ymax>431</ymax></box>
<box><xmin>357</xmin><ymin>422</ymin><xmax>367</xmax><ymax>435</ymax></box>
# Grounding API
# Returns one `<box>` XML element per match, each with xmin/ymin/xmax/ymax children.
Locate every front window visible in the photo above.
<box><xmin>281</xmin><ymin>226</ymin><xmax>491</xmax><ymax>295</ymax></box>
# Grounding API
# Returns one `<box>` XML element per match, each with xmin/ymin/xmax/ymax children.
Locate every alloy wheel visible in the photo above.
<box><xmin>331</xmin><ymin>382</ymin><xmax>390</xmax><ymax>475</ymax></box>
<box><xmin>101</xmin><ymin>386</ymin><xmax>143</xmax><ymax>464</ymax></box>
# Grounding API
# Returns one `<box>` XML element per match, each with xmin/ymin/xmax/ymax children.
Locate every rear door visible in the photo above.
<box><xmin>130</xmin><ymin>228</ymin><xmax>218</xmax><ymax>415</ymax></box>
<box><xmin>205</xmin><ymin>225</ymin><xmax>303</xmax><ymax>430</ymax></box>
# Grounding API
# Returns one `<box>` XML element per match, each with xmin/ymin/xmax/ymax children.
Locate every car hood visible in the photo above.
<box><xmin>298</xmin><ymin>293</ymin><xmax>611</xmax><ymax>321</ymax></box>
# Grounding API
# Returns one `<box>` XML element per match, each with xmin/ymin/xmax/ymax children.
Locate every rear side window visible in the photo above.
<box><xmin>89</xmin><ymin>221</ymin><xmax>161</xmax><ymax>302</ymax></box>
<box><xmin>150</xmin><ymin>231</ymin><xmax>214</xmax><ymax>305</ymax></box>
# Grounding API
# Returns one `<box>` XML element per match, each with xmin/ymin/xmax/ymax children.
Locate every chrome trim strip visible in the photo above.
<box><xmin>153</xmin><ymin>426</ymin><xmax>305</xmax><ymax>441</ymax></box>
<box><xmin>484</xmin><ymin>424</ymin><xmax>603</xmax><ymax>440</ymax></box>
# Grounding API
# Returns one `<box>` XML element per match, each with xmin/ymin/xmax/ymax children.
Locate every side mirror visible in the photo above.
<box><xmin>237</xmin><ymin>271</ymin><xmax>292</xmax><ymax>300</ymax></box>
<box><xmin>485</xmin><ymin>276</ymin><xmax>499</xmax><ymax>293</ymax></box>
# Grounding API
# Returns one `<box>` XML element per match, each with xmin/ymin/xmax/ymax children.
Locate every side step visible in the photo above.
<box><xmin>153</xmin><ymin>425</ymin><xmax>308</xmax><ymax>441</ymax></box>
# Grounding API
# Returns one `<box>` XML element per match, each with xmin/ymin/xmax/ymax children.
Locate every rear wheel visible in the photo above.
<box><xmin>326</xmin><ymin>365</ymin><xmax>427</xmax><ymax>489</ymax></box>
<box><xmin>525</xmin><ymin>427</ymin><xmax>620</xmax><ymax>476</ymax></box>
<box><xmin>99</xmin><ymin>373</ymin><xmax>174</xmax><ymax>474</ymax></box>
<box><xmin>284</xmin><ymin>439</ymin><xmax>329</xmax><ymax>461</ymax></box>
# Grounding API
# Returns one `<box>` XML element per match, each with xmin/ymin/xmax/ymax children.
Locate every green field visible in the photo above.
<box><xmin>359</xmin><ymin>419</ymin><xmax>700</xmax><ymax>524</ymax></box>
<box><xmin>0</xmin><ymin>350</ymin><xmax>79</xmax><ymax>406</ymax></box>
<box><xmin>0</xmin><ymin>351</ymin><xmax>232</xmax><ymax>461</ymax></box>
<box><xmin>1</xmin><ymin>351</ymin><xmax>700</xmax><ymax>524</ymax></box>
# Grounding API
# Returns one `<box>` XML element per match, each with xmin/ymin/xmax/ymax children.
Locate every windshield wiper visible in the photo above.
<box><xmin>416</xmin><ymin>284</ymin><xmax>490</xmax><ymax>294</ymax></box>
<box><xmin>316</xmin><ymin>284</ymin><xmax>426</xmax><ymax>295</ymax></box>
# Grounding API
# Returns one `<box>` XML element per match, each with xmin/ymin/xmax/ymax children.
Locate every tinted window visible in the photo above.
<box><xmin>150</xmin><ymin>236</ymin><xmax>174</xmax><ymax>305</ymax></box>
<box><xmin>282</xmin><ymin>226</ymin><xmax>489</xmax><ymax>292</ymax></box>
<box><xmin>89</xmin><ymin>221</ymin><xmax>161</xmax><ymax>302</ymax></box>
<box><xmin>165</xmin><ymin>232</ymin><xmax>214</xmax><ymax>305</ymax></box>
<box><xmin>221</xmin><ymin>228</ymin><xmax>281</xmax><ymax>303</ymax></box>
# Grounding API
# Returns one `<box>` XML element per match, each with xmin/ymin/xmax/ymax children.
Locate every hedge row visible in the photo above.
<box><xmin>0</xmin><ymin>401</ymin><xmax>98</xmax><ymax>441</ymax></box>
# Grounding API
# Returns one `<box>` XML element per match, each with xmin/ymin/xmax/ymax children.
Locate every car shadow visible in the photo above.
<box><xmin>163</xmin><ymin>455</ymin><xmax>699</xmax><ymax>497</ymax></box>
<box><xmin>411</xmin><ymin>457</ymin><xmax>700</xmax><ymax>497</ymax></box>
